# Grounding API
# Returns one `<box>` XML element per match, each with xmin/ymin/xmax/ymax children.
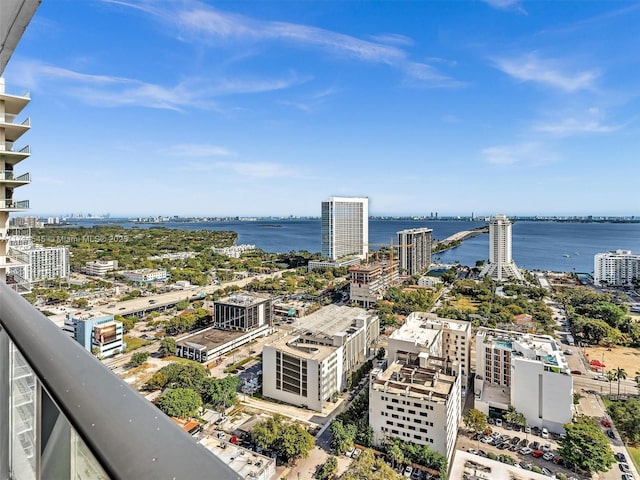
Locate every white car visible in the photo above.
<box><xmin>520</xmin><ymin>447</ymin><xmax>533</xmax><ymax>455</ymax></box>
<box><xmin>345</xmin><ymin>447</ymin><xmax>355</xmax><ymax>458</ymax></box>
<box><xmin>542</xmin><ymin>452</ymin><xmax>554</xmax><ymax>461</ymax></box>
<box><xmin>542</xmin><ymin>443</ymin><xmax>551</xmax><ymax>452</ymax></box>
<box><xmin>541</xmin><ymin>428</ymin><xmax>549</xmax><ymax>439</ymax></box>
<box><xmin>403</xmin><ymin>466</ymin><xmax>413</xmax><ymax>478</ymax></box>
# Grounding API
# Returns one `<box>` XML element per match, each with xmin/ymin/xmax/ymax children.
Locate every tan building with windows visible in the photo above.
<box><xmin>262</xmin><ymin>305</ymin><xmax>379</xmax><ymax>411</ymax></box>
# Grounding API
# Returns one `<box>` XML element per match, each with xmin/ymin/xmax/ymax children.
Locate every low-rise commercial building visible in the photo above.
<box><xmin>63</xmin><ymin>311</ymin><xmax>125</xmax><ymax>358</ymax></box>
<box><xmin>262</xmin><ymin>305</ymin><xmax>379</xmax><ymax>411</ymax></box>
<box><xmin>214</xmin><ymin>293</ymin><xmax>272</xmax><ymax>331</ymax></box>
<box><xmin>84</xmin><ymin>260</ymin><xmax>118</xmax><ymax>276</ymax></box>
<box><xmin>474</xmin><ymin>327</ymin><xmax>573</xmax><ymax>432</ymax></box>
<box><xmin>369</xmin><ymin>351</ymin><xmax>461</xmax><ymax>465</ymax></box>
<box><xmin>212</xmin><ymin>244</ymin><xmax>256</xmax><ymax>258</ymax></box>
<box><xmin>121</xmin><ymin>268</ymin><xmax>167</xmax><ymax>283</ymax></box>
<box><xmin>176</xmin><ymin>324</ymin><xmax>271</xmax><ymax>364</ymax></box>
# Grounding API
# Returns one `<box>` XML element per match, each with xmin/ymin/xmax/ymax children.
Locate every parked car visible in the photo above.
<box><xmin>495</xmin><ymin>418</ymin><xmax>503</xmax><ymax>427</ymax></box>
<box><xmin>532</xmin><ymin>450</ymin><xmax>544</xmax><ymax>458</ymax></box>
<box><xmin>615</xmin><ymin>452</ymin><xmax>628</xmax><ymax>463</ymax></box>
<box><xmin>353</xmin><ymin>448</ymin><xmax>362</xmax><ymax>459</ymax></box>
<box><xmin>542</xmin><ymin>452</ymin><xmax>554</xmax><ymax>461</ymax></box>
<box><xmin>541</xmin><ymin>428</ymin><xmax>549</xmax><ymax>439</ymax></box>
<box><xmin>621</xmin><ymin>474</ymin><xmax>635</xmax><ymax>480</ymax></box>
<box><xmin>403</xmin><ymin>466</ymin><xmax>413</xmax><ymax>478</ymax></box>
<box><xmin>520</xmin><ymin>447</ymin><xmax>533</xmax><ymax>455</ymax></box>
<box><xmin>541</xmin><ymin>467</ymin><xmax>553</xmax><ymax>477</ymax></box>
<box><xmin>620</xmin><ymin>463</ymin><xmax>631</xmax><ymax>473</ymax></box>
<box><xmin>467</xmin><ymin>448</ymin><xmax>479</xmax><ymax>455</ymax></box>
<box><xmin>542</xmin><ymin>443</ymin><xmax>551</xmax><ymax>453</ymax></box>
<box><xmin>607</xmin><ymin>430</ymin><xmax>615</xmax><ymax>439</ymax></box>
<box><xmin>601</xmin><ymin>418</ymin><xmax>612</xmax><ymax>427</ymax></box>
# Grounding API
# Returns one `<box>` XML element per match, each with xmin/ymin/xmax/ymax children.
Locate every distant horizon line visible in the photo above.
<box><xmin>20</xmin><ymin>213</ymin><xmax>640</xmax><ymax>220</ymax></box>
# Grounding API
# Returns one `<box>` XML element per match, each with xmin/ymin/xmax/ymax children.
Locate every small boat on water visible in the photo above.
<box><xmin>563</xmin><ymin>254</ymin><xmax>571</xmax><ymax>258</ymax></box>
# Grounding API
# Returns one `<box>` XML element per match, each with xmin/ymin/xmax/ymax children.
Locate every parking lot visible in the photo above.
<box><xmin>456</xmin><ymin>422</ymin><xmax>588</xmax><ymax>480</ymax></box>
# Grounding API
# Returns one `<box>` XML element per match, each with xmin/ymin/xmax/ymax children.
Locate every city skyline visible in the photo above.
<box><xmin>4</xmin><ymin>1</ymin><xmax>640</xmax><ymax>217</ymax></box>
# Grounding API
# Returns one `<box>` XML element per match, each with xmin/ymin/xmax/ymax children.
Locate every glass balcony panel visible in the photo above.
<box><xmin>10</xmin><ymin>343</ymin><xmax>36</xmax><ymax>480</ymax></box>
<box><xmin>71</xmin><ymin>430</ymin><xmax>110</xmax><ymax>480</ymax></box>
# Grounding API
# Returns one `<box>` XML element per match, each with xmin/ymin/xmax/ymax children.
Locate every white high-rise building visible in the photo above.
<box><xmin>321</xmin><ymin>196</ymin><xmax>368</xmax><ymax>261</ymax></box>
<box><xmin>0</xmin><ymin>78</ymin><xmax>32</xmax><ymax>293</ymax></box>
<box><xmin>369</xmin><ymin>352</ymin><xmax>461</xmax><ymax>465</ymax></box>
<box><xmin>388</xmin><ymin>312</ymin><xmax>472</xmax><ymax>397</ymax></box>
<box><xmin>594</xmin><ymin>249</ymin><xmax>640</xmax><ymax>287</ymax></box>
<box><xmin>479</xmin><ymin>214</ymin><xmax>523</xmax><ymax>281</ymax></box>
<box><xmin>473</xmin><ymin>328</ymin><xmax>573</xmax><ymax>433</ymax></box>
<box><xmin>10</xmin><ymin>242</ymin><xmax>70</xmax><ymax>284</ymax></box>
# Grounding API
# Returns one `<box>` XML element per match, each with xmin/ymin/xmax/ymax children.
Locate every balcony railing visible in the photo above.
<box><xmin>0</xmin><ymin>171</ymin><xmax>30</xmax><ymax>182</ymax></box>
<box><xmin>0</xmin><ymin>199</ymin><xmax>29</xmax><ymax>209</ymax></box>
<box><xmin>0</xmin><ymin>281</ymin><xmax>242</xmax><ymax>479</ymax></box>
<box><xmin>4</xmin><ymin>272</ymin><xmax>30</xmax><ymax>294</ymax></box>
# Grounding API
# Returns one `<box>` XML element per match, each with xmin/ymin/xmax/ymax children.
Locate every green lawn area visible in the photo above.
<box><xmin>628</xmin><ymin>446</ymin><xmax>640</xmax><ymax>472</ymax></box>
<box><xmin>450</xmin><ymin>296</ymin><xmax>479</xmax><ymax>312</ymax></box>
<box><xmin>124</xmin><ymin>335</ymin><xmax>152</xmax><ymax>352</ymax></box>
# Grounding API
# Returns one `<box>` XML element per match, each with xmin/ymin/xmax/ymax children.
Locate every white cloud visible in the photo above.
<box><xmin>368</xmin><ymin>33</ymin><xmax>414</xmax><ymax>47</ymax></box>
<box><xmin>482</xmin><ymin>142</ymin><xmax>556</xmax><ymax>166</ymax></box>
<box><xmin>494</xmin><ymin>53</ymin><xmax>598</xmax><ymax>92</ymax></box>
<box><xmin>181</xmin><ymin>160</ymin><xmax>295</xmax><ymax>179</ymax></box>
<box><xmin>482</xmin><ymin>0</ymin><xmax>526</xmax><ymax>12</ymax></box>
<box><xmin>533</xmin><ymin>107</ymin><xmax>625</xmax><ymax>136</ymax></box>
<box><xmin>165</xmin><ymin>144</ymin><xmax>234</xmax><ymax>157</ymax></box>
<box><xmin>534</xmin><ymin>118</ymin><xmax>621</xmax><ymax>136</ymax></box>
<box><xmin>162</xmin><ymin>3</ymin><xmax>462</xmax><ymax>87</ymax></box>
<box><xmin>10</xmin><ymin>60</ymin><xmax>302</xmax><ymax>111</ymax></box>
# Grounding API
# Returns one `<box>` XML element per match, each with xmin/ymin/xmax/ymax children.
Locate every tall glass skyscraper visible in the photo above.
<box><xmin>321</xmin><ymin>196</ymin><xmax>368</xmax><ymax>261</ymax></box>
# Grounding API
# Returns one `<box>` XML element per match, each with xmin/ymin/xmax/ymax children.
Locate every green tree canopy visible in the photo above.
<box><xmin>129</xmin><ymin>351</ymin><xmax>149</xmax><ymax>367</ymax></box>
<box><xmin>156</xmin><ymin>388</ymin><xmax>202</xmax><ymax>418</ymax></box>
<box><xmin>464</xmin><ymin>408</ymin><xmax>488</xmax><ymax>433</ymax></box>
<box><xmin>329</xmin><ymin>419</ymin><xmax>356</xmax><ymax>454</ymax></box>
<box><xmin>159</xmin><ymin>337</ymin><xmax>177</xmax><ymax>357</ymax></box>
<box><xmin>251</xmin><ymin>414</ymin><xmax>314</xmax><ymax>463</ymax></box>
<box><xmin>557</xmin><ymin>415</ymin><xmax>615</xmax><ymax>473</ymax></box>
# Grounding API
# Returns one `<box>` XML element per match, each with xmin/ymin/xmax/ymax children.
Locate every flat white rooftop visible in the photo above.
<box><xmin>291</xmin><ymin>304</ymin><xmax>370</xmax><ymax>336</ymax></box>
<box><xmin>391</xmin><ymin>313</ymin><xmax>469</xmax><ymax>344</ymax></box>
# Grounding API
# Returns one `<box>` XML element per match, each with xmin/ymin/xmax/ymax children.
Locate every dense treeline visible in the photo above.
<box><xmin>558</xmin><ymin>287</ymin><xmax>639</xmax><ymax>345</ymax></box>
<box><xmin>435</xmin><ymin>277</ymin><xmax>553</xmax><ymax>331</ymax></box>
<box><xmin>147</xmin><ymin>362</ymin><xmax>239</xmax><ymax>417</ymax></box>
<box><xmin>608</xmin><ymin>398</ymin><xmax>640</xmax><ymax>444</ymax></box>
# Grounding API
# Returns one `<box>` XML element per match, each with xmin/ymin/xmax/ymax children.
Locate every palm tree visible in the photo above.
<box><xmin>614</xmin><ymin>367</ymin><xmax>627</xmax><ymax>397</ymax></box>
<box><xmin>387</xmin><ymin>442</ymin><xmax>404</xmax><ymax>469</ymax></box>
<box><xmin>606</xmin><ymin>370</ymin><xmax>616</xmax><ymax>396</ymax></box>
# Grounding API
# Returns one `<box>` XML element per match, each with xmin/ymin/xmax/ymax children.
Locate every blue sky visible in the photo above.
<box><xmin>5</xmin><ymin>0</ymin><xmax>640</xmax><ymax>217</ymax></box>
